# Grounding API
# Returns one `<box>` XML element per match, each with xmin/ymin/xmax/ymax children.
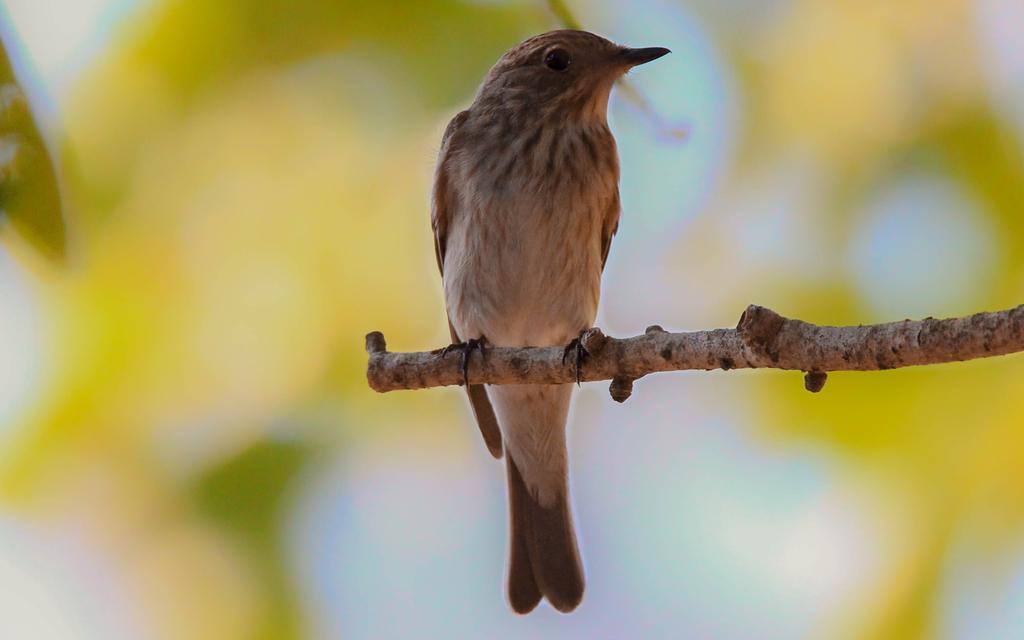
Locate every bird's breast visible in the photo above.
<box><xmin>443</xmin><ymin>124</ymin><xmax>618</xmax><ymax>347</ymax></box>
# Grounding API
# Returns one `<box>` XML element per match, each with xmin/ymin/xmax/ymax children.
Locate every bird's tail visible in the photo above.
<box><xmin>506</xmin><ymin>452</ymin><xmax>584</xmax><ymax>614</ymax></box>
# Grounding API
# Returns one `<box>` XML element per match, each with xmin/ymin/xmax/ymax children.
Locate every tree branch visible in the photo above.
<box><xmin>365</xmin><ymin>304</ymin><xmax>1024</xmax><ymax>401</ymax></box>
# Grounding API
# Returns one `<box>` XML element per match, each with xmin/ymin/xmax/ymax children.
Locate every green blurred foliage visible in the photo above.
<box><xmin>65</xmin><ymin>0</ymin><xmax>547</xmax><ymax>230</ymax></box>
<box><xmin>546</xmin><ymin>0</ymin><xmax>583</xmax><ymax>30</ymax></box>
<box><xmin>192</xmin><ymin>440</ymin><xmax>313</xmax><ymax>640</ymax></box>
<box><xmin>136</xmin><ymin>0</ymin><xmax>542</xmax><ymax>105</ymax></box>
<box><xmin>0</xmin><ymin>37</ymin><xmax>66</xmax><ymax>262</ymax></box>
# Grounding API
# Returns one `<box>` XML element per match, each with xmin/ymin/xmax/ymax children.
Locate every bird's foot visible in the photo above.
<box><xmin>562</xmin><ymin>331</ymin><xmax>591</xmax><ymax>387</ymax></box>
<box><xmin>440</xmin><ymin>336</ymin><xmax>488</xmax><ymax>386</ymax></box>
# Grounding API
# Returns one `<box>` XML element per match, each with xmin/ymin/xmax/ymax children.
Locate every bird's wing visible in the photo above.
<box><xmin>433</xmin><ymin>110</ymin><xmax>504</xmax><ymax>459</ymax></box>
<box><xmin>600</xmin><ymin>189</ymin><xmax>621</xmax><ymax>271</ymax></box>
<box><xmin>431</xmin><ymin>111</ymin><xmax>468</xmax><ymax>275</ymax></box>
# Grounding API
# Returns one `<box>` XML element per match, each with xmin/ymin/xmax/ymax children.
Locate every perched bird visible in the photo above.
<box><xmin>431</xmin><ymin>30</ymin><xmax>669</xmax><ymax>613</ymax></box>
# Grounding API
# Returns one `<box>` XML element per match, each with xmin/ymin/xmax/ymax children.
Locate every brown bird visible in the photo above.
<box><xmin>431</xmin><ymin>30</ymin><xmax>669</xmax><ymax>613</ymax></box>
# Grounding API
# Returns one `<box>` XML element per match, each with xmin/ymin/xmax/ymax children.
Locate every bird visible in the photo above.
<box><xmin>431</xmin><ymin>29</ymin><xmax>669</xmax><ymax>614</ymax></box>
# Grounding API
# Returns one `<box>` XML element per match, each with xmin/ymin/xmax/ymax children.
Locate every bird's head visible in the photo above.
<box><xmin>474</xmin><ymin>30</ymin><xmax>669</xmax><ymax>121</ymax></box>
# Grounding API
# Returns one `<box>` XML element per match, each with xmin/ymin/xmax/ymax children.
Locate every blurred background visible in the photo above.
<box><xmin>1</xmin><ymin>0</ymin><xmax>1023</xmax><ymax>637</ymax></box>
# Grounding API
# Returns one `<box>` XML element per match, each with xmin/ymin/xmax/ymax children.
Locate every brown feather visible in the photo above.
<box><xmin>434</xmin><ymin>111</ymin><xmax>503</xmax><ymax>459</ymax></box>
<box><xmin>507</xmin><ymin>455</ymin><xmax>542</xmax><ymax>613</ymax></box>
<box><xmin>448</xmin><ymin>322</ymin><xmax>503</xmax><ymax>459</ymax></box>
<box><xmin>506</xmin><ymin>454</ymin><xmax>584</xmax><ymax>613</ymax></box>
<box><xmin>600</xmin><ymin>189</ymin><xmax>620</xmax><ymax>271</ymax></box>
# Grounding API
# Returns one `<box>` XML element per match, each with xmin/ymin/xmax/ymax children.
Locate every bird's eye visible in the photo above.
<box><xmin>544</xmin><ymin>48</ymin><xmax>572</xmax><ymax>72</ymax></box>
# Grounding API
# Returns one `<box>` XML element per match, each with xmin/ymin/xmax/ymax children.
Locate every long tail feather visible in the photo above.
<box><xmin>506</xmin><ymin>454</ymin><xmax>584</xmax><ymax>613</ymax></box>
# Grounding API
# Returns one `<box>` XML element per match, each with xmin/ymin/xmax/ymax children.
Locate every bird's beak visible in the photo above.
<box><xmin>618</xmin><ymin>46</ymin><xmax>671</xmax><ymax>67</ymax></box>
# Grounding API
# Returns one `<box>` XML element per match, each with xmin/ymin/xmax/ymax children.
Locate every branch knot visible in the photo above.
<box><xmin>737</xmin><ymin>304</ymin><xmax>786</xmax><ymax>361</ymax></box>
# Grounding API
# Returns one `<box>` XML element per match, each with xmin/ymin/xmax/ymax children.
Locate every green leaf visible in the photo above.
<box><xmin>0</xmin><ymin>35</ymin><xmax>66</xmax><ymax>263</ymax></box>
